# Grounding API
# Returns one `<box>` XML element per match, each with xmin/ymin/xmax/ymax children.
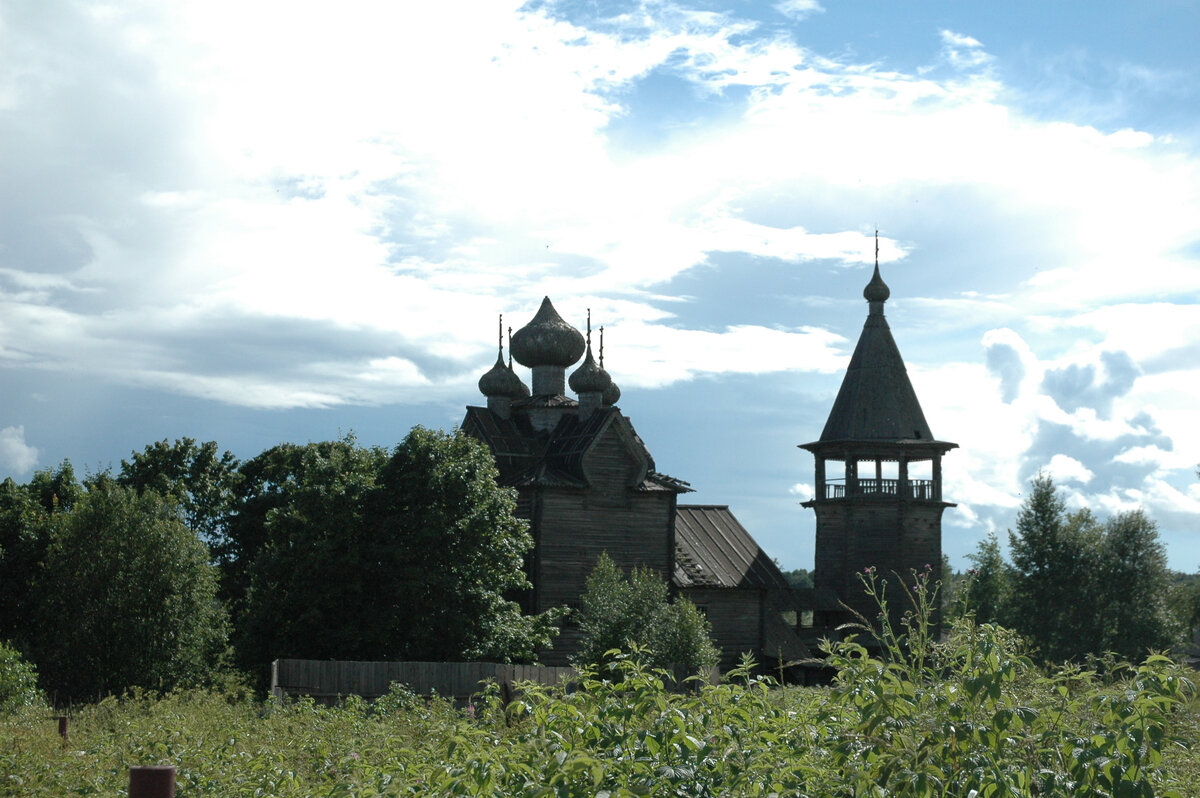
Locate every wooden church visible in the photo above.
<box><xmin>462</xmin><ymin>298</ymin><xmax>808</xmax><ymax>669</ymax></box>
<box><xmin>463</xmin><ymin>259</ymin><xmax>954</xmax><ymax>667</ymax></box>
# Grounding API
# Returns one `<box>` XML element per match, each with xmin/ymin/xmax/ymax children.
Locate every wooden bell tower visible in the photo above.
<box><xmin>800</xmin><ymin>255</ymin><xmax>956</xmax><ymax>629</ymax></box>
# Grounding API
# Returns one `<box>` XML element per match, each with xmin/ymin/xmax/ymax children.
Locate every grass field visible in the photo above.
<box><xmin>4</xmin><ymin>621</ymin><xmax>1198</xmax><ymax>797</ymax></box>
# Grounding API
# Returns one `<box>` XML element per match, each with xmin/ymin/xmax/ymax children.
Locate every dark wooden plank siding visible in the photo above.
<box><xmin>682</xmin><ymin>587</ymin><xmax>764</xmax><ymax>671</ymax></box>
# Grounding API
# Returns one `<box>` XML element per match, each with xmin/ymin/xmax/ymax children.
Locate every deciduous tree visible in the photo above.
<box><xmin>32</xmin><ymin>478</ymin><xmax>228</xmax><ymax>700</ymax></box>
<box><xmin>234</xmin><ymin>428</ymin><xmax>561</xmax><ymax>675</ymax></box>
<box><xmin>118</xmin><ymin>438</ymin><xmax>240</xmax><ymax>549</ymax></box>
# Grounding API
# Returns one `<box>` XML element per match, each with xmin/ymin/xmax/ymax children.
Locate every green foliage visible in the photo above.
<box><xmin>824</xmin><ymin>568</ymin><xmax>1194</xmax><ymax>797</ymax></box>
<box><xmin>374</xmin><ymin>426</ymin><xmax>562</xmax><ymax>663</ymax></box>
<box><xmin>233</xmin><ymin>435</ymin><xmax>392</xmax><ymax>670</ymax></box>
<box><xmin>236</xmin><ymin>428</ymin><xmax>561</xmax><ymax>675</ymax></box>
<box><xmin>118</xmin><ymin>437</ymin><xmax>241</xmax><ymax>549</ymax></box>
<box><xmin>0</xmin><ymin>478</ymin><xmax>49</xmax><ymax>648</ymax></box>
<box><xmin>3</xmin><ymin>579</ymin><xmax>1197</xmax><ymax>796</ymax></box>
<box><xmin>574</xmin><ymin>553</ymin><xmax>719</xmax><ymax>679</ymax></box>
<box><xmin>30</xmin><ymin>479</ymin><xmax>229</xmax><ymax>700</ymax></box>
<box><xmin>968</xmin><ymin>472</ymin><xmax>1183</xmax><ymax>664</ymax></box>
<box><xmin>962</xmin><ymin>531</ymin><xmax>1014</xmax><ymax>626</ymax></box>
<box><xmin>1099</xmin><ymin>509</ymin><xmax>1181</xmax><ymax>659</ymax></box>
<box><xmin>25</xmin><ymin>460</ymin><xmax>83</xmax><ymax>515</ymax></box>
<box><xmin>0</xmin><ymin>641</ymin><xmax>41</xmax><ymax>711</ymax></box>
<box><xmin>779</xmin><ymin>566</ymin><xmax>813</xmax><ymax>589</ymax></box>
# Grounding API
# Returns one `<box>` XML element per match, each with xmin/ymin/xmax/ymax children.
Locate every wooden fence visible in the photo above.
<box><xmin>271</xmin><ymin>659</ymin><xmax>577</xmax><ymax>704</ymax></box>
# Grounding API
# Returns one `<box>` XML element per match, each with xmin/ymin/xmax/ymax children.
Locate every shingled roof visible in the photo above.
<box><xmin>816</xmin><ymin>263</ymin><xmax>939</xmax><ymax>444</ymax></box>
<box><xmin>819</xmin><ymin>310</ymin><xmax>933</xmax><ymax>442</ymax></box>
<box><xmin>462</xmin><ymin>405</ymin><xmax>690</xmax><ymax>492</ymax></box>
<box><xmin>672</xmin><ymin>505</ymin><xmax>792</xmax><ymax>590</ymax></box>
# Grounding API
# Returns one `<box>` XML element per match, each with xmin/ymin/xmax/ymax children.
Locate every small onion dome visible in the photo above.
<box><xmin>602</xmin><ymin>379</ymin><xmax>621</xmax><ymax>406</ymax></box>
<box><xmin>478</xmin><ymin>354</ymin><xmax>527</xmax><ymax>398</ymax></box>
<box><xmin>510</xmin><ymin>297</ymin><xmax>586</xmax><ymax>368</ymax></box>
<box><xmin>863</xmin><ymin>263</ymin><xmax>890</xmax><ymax>304</ymax></box>
<box><xmin>569</xmin><ymin>346</ymin><xmax>612</xmax><ymax>394</ymax></box>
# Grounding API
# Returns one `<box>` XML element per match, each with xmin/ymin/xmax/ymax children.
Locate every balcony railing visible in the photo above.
<box><xmin>823</xmin><ymin>478</ymin><xmax>937</xmax><ymax>501</ymax></box>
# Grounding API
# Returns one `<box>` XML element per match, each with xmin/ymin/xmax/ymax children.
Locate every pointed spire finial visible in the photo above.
<box><xmin>507</xmin><ymin>326</ymin><xmax>513</xmax><ymax>368</ymax></box>
<box><xmin>586</xmin><ymin>309</ymin><xmax>592</xmax><ymax>347</ymax></box>
<box><xmin>864</xmin><ymin>229</ymin><xmax>890</xmax><ymax>310</ymax></box>
<box><xmin>598</xmin><ymin>326</ymin><xmax>605</xmax><ymax>367</ymax></box>
<box><xmin>497</xmin><ymin>314</ymin><xmax>504</xmax><ymax>359</ymax></box>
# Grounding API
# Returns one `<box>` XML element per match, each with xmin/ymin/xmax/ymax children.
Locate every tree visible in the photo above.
<box><xmin>31</xmin><ymin>479</ymin><xmax>228</xmax><ymax>700</ymax></box>
<box><xmin>1096</xmin><ymin>509</ymin><xmax>1179</xmax><ymax>661</ymax></box>
<box><xmin>119</xmin><ymin>438</ymin><xmax>241</xmax><ymax>549</ymax></box>
<box><xmin>373</xmin><ymin>426</ymin><xmax>562</xmax><ymax>662</ymax></box>
<box><xmin>1006</xmin><ymin>473</ymin><xmax>1106</xmax><ymax>662</ymax></box>
<box><xmin>0</xmin><ymin>640</ymin><xmax>41</xmax><ymax>710</ymax></box>
<box><xmin>779</xmin><ymin>567</ymin><xmax>813</xmax><ymax>589</ymax></box>
<box><xmin>234</xmin><ymin>428</ymin><xmax>561</xmax><ymax>674</ymax></box>
<box><xmin>0</xmin><ymin>478</ymin><xmax>50</xmax><ymax>649</ymax></box>
<box><xmin>232</xmin><ymin>436</ymin><xmax>391</xmax><ymax>671</ymax></box>
<box><xmin>1002</xmin><ymin>472</ymin><xmax>1180</xmax><ymax>664</ymax></box>
<box><xmin>574</xmin><ymin>553</ymin><xmax>719</xmax><ymax>679</ymax></box>
<box><xmin>961</xmin><ymin>532</ymin><xmax>1013</xmax><ymax>626</ymax></box>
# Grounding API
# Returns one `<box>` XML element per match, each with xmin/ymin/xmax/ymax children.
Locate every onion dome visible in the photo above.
<box><xmin>507</xmin><ymin>325</ymin><xmax>530</xmax><ymax>397</ymax></box>
<box><xmin>599</xmin><ymin>325</ymin><xmax>621</xmax><ymax>405</ymax></box>
<box><xmin>570</xmin><ymin>349</ymin><xmax>610</xmax><ymax>393</ymax></box>
<box><xmin>602</xmin><ymin>380</ymin><xmax>621</xmax><ymax>406</ymax></box>
<box><xmin>863</xmin><ymin>262</ymin><xmax>890</xmax><ymax>305</ymax></box>
<box><xmin>479</xmin><ymin>353</ymin><xmax>527</xmax><ymax>398</ymax></box>
<box><xmin>510</xmin><ymin>297</ymin><xmax>585</xmax><ymax>368</ymax></box>
<box><xmin>569</xmin><ymin>313</ymin><xmax>612</xmax><ymax>395</ymax></box>
<box><xmin>863</xmin><ymin>231</ymin><xmax>890</xmax><ymax>309</ymax></box>
<box><xmin>479</xmin><ymin>315</ymin><xmax>528</xmax><ymax>398</ymax></box>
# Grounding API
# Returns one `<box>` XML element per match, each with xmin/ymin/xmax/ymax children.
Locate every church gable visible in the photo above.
<box><xmin>579</xmin><ymin>414</ymin><xmax>648</xmax><ymax>496</ymax></box>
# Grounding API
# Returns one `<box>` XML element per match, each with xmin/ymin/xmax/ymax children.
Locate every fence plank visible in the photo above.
<box><xmin>271</xmin><ymin>659</ymin><xmax>579</xmax><ymax>703</ymax></box>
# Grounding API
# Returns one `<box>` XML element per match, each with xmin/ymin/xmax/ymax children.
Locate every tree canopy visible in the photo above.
<box><xmin>31</xmin><ymin>478</ymin><xmax>229</xmax><ymax>700</ymax></box>
<box><xmin>963</xmin><ymin>472</ymin><xmax>1181</xmax><ymax>664</ymax></box>
<box><xmin>235</xmin><ymin>429</ymin><xmax>561</xmax><ymax>674</ymax></box>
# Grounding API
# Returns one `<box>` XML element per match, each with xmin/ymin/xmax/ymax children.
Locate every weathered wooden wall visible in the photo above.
<box><xmin>681</xmin><ymin>586</ymin><xmax>764</xmax><ymax>670</ymax></box>
<box><xmin>520</xmin><ymin>423</ymin><xmax>678</xmax><ymax>666</ymax></box>
<box><xmin>812</xmin><ymin>499</ymin><xmax>946</xmax><ymax>622</ymax></box>
<box><xmin>533</xmin><ymin>486</ymin><xmax>676</xmax><ymax>664</ymax></box>
<box><xmin>271</xmin><ymin>660</ymin><xmax>576</xmax><ymax>704</ymax></box>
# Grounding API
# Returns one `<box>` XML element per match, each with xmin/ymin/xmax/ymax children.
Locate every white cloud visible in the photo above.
<box><xmin>775</xmin><ymin>1</ymin><xmax>824</xmax><ymax>21</ymax></box>
<box><xmin>1045</xmin><ymin>454</ymin><xmax>1094</xmax><ymax>485</ymax></box>
<box><xmin>789</xmin><ymin>482</ymin><xmax>814</xmax><ymax>500</ymax></box>
<box><xmin>0</xmin><ymin>426</ymin><xmax>38</xmax><ymax>477</ymax></box>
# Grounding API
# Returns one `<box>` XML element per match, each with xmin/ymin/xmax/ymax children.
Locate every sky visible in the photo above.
<box><xmin>3</xmin><ymin>0</ymin><xmax>1200</xmax><ymax>572</ymax></box>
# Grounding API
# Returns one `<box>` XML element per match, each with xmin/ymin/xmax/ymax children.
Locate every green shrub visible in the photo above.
<box><xmin>0</xmin><ymin>640</ymin><xmax>41</xmax><ymax>710</ymax></box>
<box><xmin>574</xmin><ymin>552</ymin><xmax>719</xmax><ymax>680</ymax></box>
<box><xmin>823</xmin><ymin>567</ymin><xmax>1195</xmax><ymax>797</ymax></box>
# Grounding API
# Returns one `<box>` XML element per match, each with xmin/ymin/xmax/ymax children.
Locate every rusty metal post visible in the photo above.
<box><xmin>129</xmin><ymin>766</ymin><xmax>175</xmax><ymax>798</ymax></box>
<box><xmin>56</xmin><ymin>715</ymin><xmax>68</xmax><ymax>741</ymax></box>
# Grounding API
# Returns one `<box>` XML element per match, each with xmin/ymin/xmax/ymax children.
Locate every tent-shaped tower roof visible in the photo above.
<box><xmin>818</xmin><ymin>262</ymin><xmax>934</xmax><ymax>443</ymax></box>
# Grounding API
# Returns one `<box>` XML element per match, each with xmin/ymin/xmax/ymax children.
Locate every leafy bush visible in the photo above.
<box><xmin>824</xmin><ymin>566</ymin><xmax>1195</xmax><ymax>797</ymax></box>
<box><xmin>0</xmin><ymin>641</ymin><xmax>41</xmax><ymax>711</ymax></box>
<box><xmin>574</xmin><ymin>552</ymin><xmax>719</xmax><ymax>679</ymax></box>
